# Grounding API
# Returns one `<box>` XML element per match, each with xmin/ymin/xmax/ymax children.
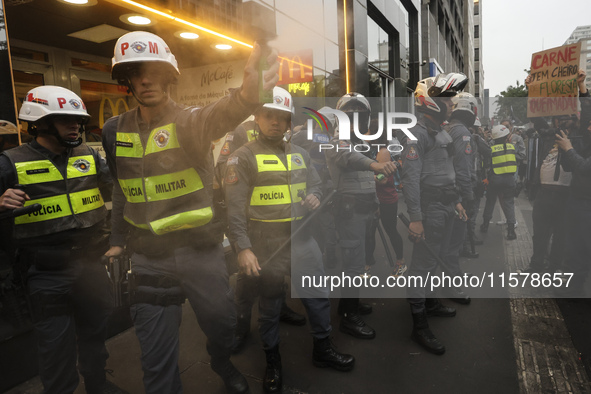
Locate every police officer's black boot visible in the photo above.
<box><xmin>209</xmin><ymin>341</ymin><xmax>249</xmax><ymax>394</ymax></box>
<box><xmin>338</xmin><ymin>298</ymin><xmax>376</xmax><ymax>339</ymax></box>
<box><xmin>507</xmin><ymin>224</ymin><xmax>517</xmax><ymax>240</ymax></box>
<box><xmin>411</xmin><ymin>310</ymin><xmax>446</xmax><ymax>355</ymax></box>
<box><xmin>312</xmin><ymin>336</ymin><xmax>355</xmax><ymax>371</ymax></box>
<box><xmin>263</xmin><ymin>345</ymin><xmax>282</xmax><ymax>393</ymax></box>
<box><xmin>425</xmin><ymin>298</ymin><xmax>456</xmax><ymax>317</ymax></box>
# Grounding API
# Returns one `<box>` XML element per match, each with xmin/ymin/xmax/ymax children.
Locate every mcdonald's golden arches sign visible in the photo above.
<box><xmin>278</xmin><ymin>49</ymin><xmax>313</xmax><ymax>85</ymax></box>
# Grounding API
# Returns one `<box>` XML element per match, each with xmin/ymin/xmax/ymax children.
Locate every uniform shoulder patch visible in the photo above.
<box><xmin>225</xmin><ymin>134</ymin><xmax>234</xmax><ymax>142</ymax></box>
<box><xmin>220</xmin><ymin>141</ymin><xmax>231</xmax><ymax>156</ymax></box>
<box><xmin>292</xmin><ymin>154</ymin><xmax>303</xmax><ymax>166</ymax></box>
<box><xmin>406</xmin><ymin>146</ymin><xmax>419</xmax><ymax>160</ymax></box>
<box><xmin>463</xmin><ymin>136</ymin><xmax>471</xmax><ymax>142</ymax></box>
<box><xmin>227</xmin><ymin>156</ymin><xmax>239</xmax><ymax>166</ymax></box>
<box><xmin>338</xmin><ymin>140</ymin><xmax>350</xmax><ymax>148</ymax></box>
<box><xmin>225</xmin><ymin>165</ymin><xmax>238</xmax><ymax>184</ymax></box>
<box><xmin>465</xmin><ymin>142</ymin><xmax>472</xmax><ymax>155</ymax></box>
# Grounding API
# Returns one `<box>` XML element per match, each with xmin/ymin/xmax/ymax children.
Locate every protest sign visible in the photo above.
<box><xmin>527</xmin><ymin>42</ymin><xmax>581</xmax><ymax>117</ymax></box>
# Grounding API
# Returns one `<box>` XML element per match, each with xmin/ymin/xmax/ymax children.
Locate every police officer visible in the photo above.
<box><xmin>216</xmin><ymin>117</ymin><xmax>257</xmax><ymax>185</ymax></box>
<box><xmin>0</xmin><ymin>86</ymin><xmax>116</xmax><ymax>393</ymax></box>
<box><xmin>325</xmin><ymin>93</ymin><xmax>397</xmax><ymax>339</ymax></box>
<box><xmin>225</xmin><ymin>87</ymin><xmax>354</xmax><ymax>393</ymax></box>
<box><xmin>216</xmin><ymin>118</ymin><xmax>307</xmax><ymax>354</ymax></box>
<box><xmin>441</xmin><ymin>92</ymin><xmax>478</xmax><ymax>304</ymax></box>
<box><xmin>502</xmin><ymin>119</ymin><xmax>526</xmax><ymax>195</ymax></box>
<box><xmin>102</xmin><ymin>31</ymin><xmax>279</xmax><ymax>394</ymax></box>
<box><xmin>461</xmin><ymin>116</ymin><xmax>490</xmax><ymax>256</ymax></box>
<box><xmin>290</xmin><ymin>106</ymin><xmax>338</xmax><ymax>269</ymax></box>
<box><xmin>401</xmin><ymin>73</ymin><xmax>468</xmax><ymax>355</ymax></box>
<box><xmin>480</xmin><ymin>124</ymin><xmax>517</xmax><ymax>240</ymax></box>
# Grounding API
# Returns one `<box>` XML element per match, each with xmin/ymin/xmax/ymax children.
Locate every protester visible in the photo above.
<box><xmin>366</xmin><ymin>129</ymin><xmax>407</xmax><ymax>277</ymax></box>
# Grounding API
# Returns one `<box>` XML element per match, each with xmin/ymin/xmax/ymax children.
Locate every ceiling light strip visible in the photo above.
<box><xmin>117</xmin><ymin>0</ymin><xmax>253</xmax><ymax>48</ymax></box>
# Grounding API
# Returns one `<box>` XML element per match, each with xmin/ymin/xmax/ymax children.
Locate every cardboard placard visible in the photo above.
<box><xmin>527</xmin><ymin>42</ymin><xmax>581</xmax><ymax>117</ymax></box>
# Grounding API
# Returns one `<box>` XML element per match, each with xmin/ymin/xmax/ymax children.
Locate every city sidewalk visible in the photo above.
<box><xmin>7</xmin><ymin>195</ymin><xmax>591</xmax><ymax>393</ymax></box>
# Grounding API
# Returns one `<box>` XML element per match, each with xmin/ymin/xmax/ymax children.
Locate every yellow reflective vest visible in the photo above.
<box><xmin>115</xmin><ymin>110</ymin><xmax>214</xmax><ymax>235</ymax></box>
<box><xmin>245</xmin><ymin>141</ymin><xmax>309</xmax><ymax>222</ymax></box>
<box><xmin>3</xmin><ymin>144</ymin><xmax>107</xmax><ymax>239</ymax></box>
<box><xmin>491</xmin><ymin>143</ymin><xmax>517</xmax><ymax>175</ymax></box>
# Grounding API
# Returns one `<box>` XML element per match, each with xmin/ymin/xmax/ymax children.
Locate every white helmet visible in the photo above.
<box><xmin>415</xmin><ymin>72</ymin><xmax>468</xmax><ymax>114</ymax></box>
<box><xmin>451</xmin><ymin>92</ymin><xmax>477</xmax><ymax>126</ymax></box>
<box><xmin>19</xmin><ymin>85</ymin><xmax>90</xmax><ymax>123</ymax></box>
<box><xmin>336</xmin><ymin>92</ymin><xmax>371</xmax><ymax>132</ymax></box>
<box><xmin>336</xmin><ymin>92</ymin><xmax>371</xmax><ymax>113</ymax></box>
<box><xmin>452</xmin><ymin>92</ymin><xmax>477</xmax><ymax>115</ymax></box>
<box><xmin>491</xmin><ymin>125</ymin><xmax>510</xmax><ymax>140</ymax></box>
<box><xmin>112</xmin><ymin>31</ymin><xmax>179</xmax><ymax>82</ymax></box>
<box><xmin>262</xmin><ymin>87</ymin><xmax>293</xmax><ymax>113</ymax></box>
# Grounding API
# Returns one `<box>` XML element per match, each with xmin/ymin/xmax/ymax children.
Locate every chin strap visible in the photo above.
<box><xmin>40</xmin><ymin>123</ymin><xmax>83</xmax><ymax>148</ymax></box>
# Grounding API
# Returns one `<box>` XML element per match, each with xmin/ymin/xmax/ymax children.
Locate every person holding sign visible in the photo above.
<box><xmin>524</xmin><ymin>70</ymin><xmax>589</xmax><ymax>275</ymax></box>
<box><xmin>527</xmin><ymin>42</ymin><xmax>582</xmax><ymax>118</ymax></box>
<box><xmin>555</xmin><ymin>120</ymin><xmax>591</xmax><ymax>297</ymax></box>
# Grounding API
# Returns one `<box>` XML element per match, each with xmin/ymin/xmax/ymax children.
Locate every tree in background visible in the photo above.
<box><xmin>495</xmin><ymin>80</ymin><xmax>528</xmax><ymax>125</ymax></box>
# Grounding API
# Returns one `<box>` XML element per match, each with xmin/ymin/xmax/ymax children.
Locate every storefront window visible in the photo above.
<box><xmin>8</xmin><ymin>70</ymin><xmax>44</xmax><ymax>148</ymax></box>
<box><xmin>79</xmin><ymin>80</ymin><xmax>136</xmax><ymax>142</ymax></box>
<box><xmin>367</xmin><ymin>16</ymin><xmax>390</xmax><ymax>75</ymax></box>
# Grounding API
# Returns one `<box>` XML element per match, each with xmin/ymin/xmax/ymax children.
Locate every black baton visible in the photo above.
<box><xmin>0</xmin><ymin>184</ymin><xmax>43</xmax><ymax>220</ymax></box>
<box><xmin>261</xmin><ymin>189</ymin><xmax>337</xmax><ymax>266</ymax></box>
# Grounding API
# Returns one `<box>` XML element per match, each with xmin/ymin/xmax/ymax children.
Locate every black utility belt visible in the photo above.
<box><xmin>23</xmin><ymin>246</ymin><xmax>97</xmax><ymax>271</ymax></box>
<box><xmin>129</xmin><ymin>228</ymin><xmax>221</xmax><ymax>257</ymax></box>
<box><xmin>421</xmin><ymin>186</ymin><xmax>459</xmax><ymax>205</ymax></box>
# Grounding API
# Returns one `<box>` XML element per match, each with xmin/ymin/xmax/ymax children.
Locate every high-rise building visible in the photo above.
<box><xmin>473</xmin><ymin>0</ymin><xmax>484</xmax><ymax>105</ymax></box>
<box><xmin>564</xmin><ymin>25</ymin><xmax>591</xmax><ymax>90</ymax></box>
<box><xmin>420</xmin><ymin>0</ymin><xmax>467</xmax><ymax>78</ymax></box>
<box><xmin>462</xmin><ymin>0</ymin><xmax>475</xmax><ymax>96</ymax></box>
